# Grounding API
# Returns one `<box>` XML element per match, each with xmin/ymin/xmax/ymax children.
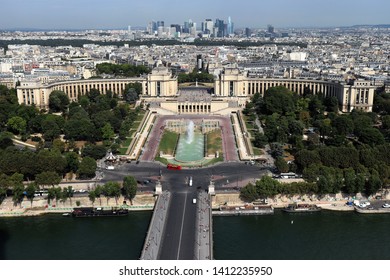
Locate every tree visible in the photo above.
<box><xmin>102</xmin><ymin>181</ymin><xmax>121</xmax><ymax>205</ymax></box>
<box><xmin>332</xmin><ymin>116</ymin><xmax>354</xmax><ymax>136</ymax></box>
<box><xmin>263</xmin><ymin>86</ymin><xmax>296</xmax><ymax>115</ymax></box>
<box><xmin>0</xmin><ymin>186</ymin><xmax>6</xmax><ymax>204</ymax></box>
<box><xmin>77</xmin><ymin>157</ymin><xmax>97</xmax><ymax>179</ymax></box>
<box><xmin>295</xmin><ymin>150</ymin><xmax>321</xmax><ymax>171</ymax></box>
<box><xmin>53</xmin><ymin>187</ymin><xmax>62</xmax><ymax>206</ymax></box>
<box><xmin>365</xmin><ymin>170</ymin><xmax>382</xmax><ymax>196</ymax></box>
<box><xmin>357</xmin><ymin>128</ymin><xmax>385</xmax><ymax>146</ymax></box>
<box><xmin>0</xmin><ymin>132</ymin><xmax>14</xmax><ymax>149</ymax></box>
<box><xmin>12</xmin><ymin>184</ymin><xmax>25</xmax><ymax>206</ymax></box>
<box><xmin>88</xmin><ymin>190</ymin><xmax>97</xmax><ymax>206</ymax></box>
<box><xmin>122</xmin><ymin>176</ymin><xmax>137</xmax><ymax>204</ymax></box>
<box><xmin>25</xmin><ymin>182</ymin><xmax>38</xmax><ymax>207</ymax></box>
<box><xmin>35</xmin><ymin>171</ymin><xmax>61</xmax><ymax>188</ymax></box>
<box><xmin>7</xmin><ymin>116</ymin><xmax>26</xmax><ymax>135</ymax></box>
<box><xmin>52</xmin><ymin>139</ymin><xmax>65</xmax><ymax>153</ymax></box>
<box><xmin>94</xmin><ymin>185</ymin><xmax>103</xmax><ymax>206</ymax></box>
<box><xmin>255</xmin><ymin>176</ymin><xmax>280</xmax><ymax>198</ymax></box>
<box><xmin>63</xmin><ymin>186</ymin><xmax>74</xmax><ymax>206</ymax></box>
<box><xmin>343</xmin><ymin>168</ymin><xmax>357</xmax><ymax>194</ymax></box>
<box><xmin>275</xmin><ymin>157</ymin><xmax>289</xmax><ymax>173</ymax></box>
<box><xmin>101</xmin><ymin>123</ymin><xmax>115</xmax><ymax>141</ymax></box>
<box><xmin>47</xmin><ymin>188</ymin><xmax>56</xmax><ymax>205</ymax></box>
<box><xmin>253</xmin><ymin>132</ymin><xmax>268</xmax><ymax>148</ymax></box>
<box><xmin>64</xmin><ymin>118</ymin><xmax>97</xmax><ymax>141</ymax></box>
<box><xmin>65</xmin><ymin>152</ymin><xmax>79</xmax><ymax>173</ymax></box>
<box><xmin>49</xmin><ymin>91</ymin><xmax>70</xmax><ymax>113</ymax></box>
<box><xmin>239</xmin><ymin>183</ymin><xmax>259</xmax><ymax>202</ymax></box>
<box><xmin>382</xmin><ymin>115</ymin><xmax>390</xmax><ymax>129</ymax></box>
<box><xmin>81</xmin><ymin>145</ymin><xmax>107</xmax><ymax>160</ymax></box>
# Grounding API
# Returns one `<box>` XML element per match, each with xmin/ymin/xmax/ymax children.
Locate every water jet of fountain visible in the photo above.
<box><xmin>186</xmin><ymin>120</ymin><xmax>194</xmax><ymax>144</ymax></box>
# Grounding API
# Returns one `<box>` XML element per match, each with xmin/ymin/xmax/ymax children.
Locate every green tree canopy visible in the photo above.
<box><xmin>7</xmin><ymin>116</ymin><xmax>26</xmax><ymax>135</ymax></box>
<box><xmin>122</xmin><ymin>176</ymin><xmax>137</xmax><ymax>204</ymax></box>
<box><xmin>77</xmin><ymin>157</ymin><xmax>97</xmax><ymax>179</ymax></box>
<box><xmin>48</xmin><ymin>90</ymin><xmax>70</xmax><ymax>113</ymax></box>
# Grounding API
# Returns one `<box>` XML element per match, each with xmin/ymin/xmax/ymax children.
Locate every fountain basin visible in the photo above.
<box><xmin>175</xmin><ymin>132</ymin><xmax>204</xmax><ymax>162</ymax></box>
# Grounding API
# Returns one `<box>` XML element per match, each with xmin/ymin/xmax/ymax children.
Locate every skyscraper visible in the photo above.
<box><xmin>245</xmin><ymin>27</ymin><xmax>251</xmax><ymax>37</ymax></box>
<box><xmin>227</xmin><ymin>16</ymin><xmax>234</xmax><ymax>35</ymax></box>
<box><xmin>203</xmin><ymin>19</ymin><xmax>213</xmax><ymax>34</ymax></box>
<box><xmin>215</xmin><ymin>19</ymin><xmax>225</xmax><ymax>37</ymax></box>
<box><xmin>157</xmin><ymin>21</ymin><xmax>165</xmax><ymax>28</ymax></box>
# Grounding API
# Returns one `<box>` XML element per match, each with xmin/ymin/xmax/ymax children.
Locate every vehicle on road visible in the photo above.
<box><xmin>106</xmin><ymin>166</ymin><xmax>114</xmax><ymax>170</ymax></box>
<box><xmin>382</xmin><ymin>203</ymin><xmax>390</xmax><ymax>208</ymax></box>
<box><xmin>167</xmin><ymin>163</ymin><xmax>182</xmax><ymax>170</ymax></box>
<box><xmin>192</xmin><ymin>198</ymin><xmax>197</xmax><ymax>204</ymax></box>
<box><xmin>189</xmin><ymin>176</ymin><xmax>192</xmax><ymax>187</ymax></box>
<box><xmin>359</xmin><ymin>202</ymin><xmax>371</xmax><ymax>208</ymax></box>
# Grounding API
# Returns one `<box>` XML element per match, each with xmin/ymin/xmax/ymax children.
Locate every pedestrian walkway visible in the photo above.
<box><xmin>140</xmin><ymin>191</ymin><xmax>171</xmax><ymax>260</ymax></box>
<box><xmin>194</xmin><ymin>191</ymin><xmax>213</xmax><ymax>260</ymax></box>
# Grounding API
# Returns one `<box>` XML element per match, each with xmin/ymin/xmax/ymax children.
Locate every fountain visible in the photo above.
<box><xmin>186</xmin><ymin>120</ymin><xmax>195</xmax><ymax>144</ymax></box>
<box><xmin>175</xmin><ymin>120</ymin><xmax>204</xmax><ymax>163</ymax></box>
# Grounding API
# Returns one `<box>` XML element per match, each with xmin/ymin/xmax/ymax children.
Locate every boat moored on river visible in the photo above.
<box><xmin>213</xmin><ymin>204</ymin><xmax>274</xmax><ymax>216</ymax></box>
<box><xmin>71</xmin><ymin>207</ymin><xmax>129</xmax><ymax>217</ymax></box>
<box><xmin>282</xmin><ymin>203</ymin><xmax>321</xmax><ymax>213</ymax></box>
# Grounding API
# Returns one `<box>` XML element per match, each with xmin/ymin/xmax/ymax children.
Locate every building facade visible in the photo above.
<box><xmin>16</xmin><ymin>67</ymin><xmax>177</xmax><ymax>108</ymax></box>
<box><xmin>16</xmin><ymin>67</ymin><xmax>375</xmax><ymax>113</ymax></box>
<box><xmin>214</xmin><ymin>68</ymin><xmax>375</xmax><ymax>112</ymax></box>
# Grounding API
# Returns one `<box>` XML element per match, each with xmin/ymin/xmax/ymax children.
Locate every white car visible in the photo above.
<box><xmin>382</xmin><ymin>203</ymin><xmax>390</xmax><ymax>208</ymax></box>
<box><xmin>359</xmin><ymin>202</ymin><xmax>371</xmax><ymax>208</ymax></box>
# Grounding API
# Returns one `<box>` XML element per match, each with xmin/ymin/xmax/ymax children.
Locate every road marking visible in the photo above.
<box><xmin>176</xmin><ymin>193</ymin><xmax>187</xmax><ymax>260</ymax></box>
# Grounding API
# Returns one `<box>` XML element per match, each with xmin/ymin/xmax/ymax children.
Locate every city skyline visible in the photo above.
<box><xmin>1</xmin><ymin>0</ymin><xmax>390</xmax><ymax>30</ymax></box>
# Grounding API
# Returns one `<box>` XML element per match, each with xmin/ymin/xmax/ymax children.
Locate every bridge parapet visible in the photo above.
<box><xmin>140</xmin><ymin>191</ymin><xmax>171</xmax><ymax>260</ymax></box>
<box><xmin>194</xmin><ymin>190</ymin><xmax>213</xmax><ymax>260</ymax></box>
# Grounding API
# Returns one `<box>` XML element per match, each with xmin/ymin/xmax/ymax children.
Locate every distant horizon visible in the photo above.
<box><xmin>1</xmin><ymin>0</ymin><xmax>390</xmax><ymax>30</ymax></box>
<box><xmin>2</xmin><ymin>23</ymin><xmax>390</xmax><ymax>33</ymax></box>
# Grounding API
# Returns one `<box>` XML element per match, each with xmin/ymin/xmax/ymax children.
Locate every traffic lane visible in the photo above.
<box><xmin>177</xmin><ymin>191</ymin><xmax>197</xmax><ymax>260</ymax></box>
<box><xmin>159</xmin><ymin>192</ymin><xmax>186</xmax><ymax>260</ymax></box>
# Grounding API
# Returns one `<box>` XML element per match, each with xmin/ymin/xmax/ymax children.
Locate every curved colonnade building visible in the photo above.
<box><xmin>17</xmin><ymin>67</ymin><xmax>375</xmax><ymax>114</ymax></box>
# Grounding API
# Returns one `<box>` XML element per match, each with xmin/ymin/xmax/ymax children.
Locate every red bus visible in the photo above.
<box><xmin>167</xmin><ymin>164</ymin><xmax>182</xmax><ymax>170</ymax></box>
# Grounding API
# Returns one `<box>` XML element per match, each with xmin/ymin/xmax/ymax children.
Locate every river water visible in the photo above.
<box><xmin>1</xmin><ymin>210</ymin><xmax>389</xmax><ymax>260</ymax></box>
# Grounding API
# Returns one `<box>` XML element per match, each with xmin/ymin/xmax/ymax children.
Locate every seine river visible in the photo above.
<box><xmin>1</xmin><ymin>210</ymin><xmax>390</xmax><ymax>260</ymax></box>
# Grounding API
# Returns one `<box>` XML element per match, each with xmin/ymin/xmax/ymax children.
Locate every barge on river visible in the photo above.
<box><xmin>71</xmin><ymin>207</ymin><xmax>129</xmax><ymax>217</ymax></box>
<box><xmin>282</xmin><ymin>203</ymin><xmax>321</xmax><ymax>213</ymax></box>
<box><xmin>212</xmin><ymin>205</ymin><xmax>274</xmax><ymax>216</ymax></box>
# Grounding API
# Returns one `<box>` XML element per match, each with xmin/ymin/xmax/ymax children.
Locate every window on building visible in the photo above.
<box><xmin>157</xmin><ymin>81</ymin><xmax>161</xmax><ymax>96</ymax></box>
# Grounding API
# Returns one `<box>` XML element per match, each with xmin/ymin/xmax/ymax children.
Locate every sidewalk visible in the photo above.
<box><xmin>0</xmin><ymin>193</ymin><xmax>155</xmax><ymax>217</ymax></box>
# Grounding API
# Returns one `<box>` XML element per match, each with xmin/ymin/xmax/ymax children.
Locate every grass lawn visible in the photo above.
<box><xmin>206</xmin><ymin>129</ymin><xmax>223</xmax><ymax>155</ymax></box>
<box><xmin>157</xmin><ymin>130</ymin><xmax>179</xmax><ymax>155</ymax></box>
<box><xmin>118</xmin><ymin>147</ymin><xmax>128</xmax><ymax>154</ymax></box>
<box><xmin>135</xmin><ymin>111</ymin><xmax>146</xmax><ymax>122</ymax></box>
<box><xmin>121</xmin><ymin>137</ymin><xmax>132</xmax><ymax>147</ymax></box>
<box><xmin>252</xmin><ymin>147</ymin><xmax>264</xmax><ymax>156</ymax></box>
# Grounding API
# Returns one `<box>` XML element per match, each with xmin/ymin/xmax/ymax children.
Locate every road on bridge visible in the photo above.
<box><xmin>101</xmin><ymin>162</ymin><xmax>270</xmax><ymax>259</ymax></box>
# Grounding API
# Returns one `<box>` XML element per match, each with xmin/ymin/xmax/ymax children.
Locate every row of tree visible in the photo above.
<box><xmin>96</xmin><ymin>63</ymin><xmax>150</xmax><ymax>77</ymax></box>
<box><xmin>0</xmin><ymin>175</ymin><xmax>138</xmax><ymax>207</ymax></box>
<box><xmin>177</xmin><ymin>71</ymin><xmax>214</xmax><ymax>83</ymax></box>
<box><xmin>240</xmin><ymin>173</ymin><xmax>382</xmax><ymax>202</ymax></box>
<box><xmin>88</xmin><ymin>176</ymin><xmax>137</xmax><ymax>206</ymax></box>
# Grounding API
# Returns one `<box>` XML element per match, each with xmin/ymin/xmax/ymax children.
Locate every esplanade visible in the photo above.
<box><xmin>16</xmin><ymin>66</ymin><xmax>375</xmax><ymax>113</ymax></box>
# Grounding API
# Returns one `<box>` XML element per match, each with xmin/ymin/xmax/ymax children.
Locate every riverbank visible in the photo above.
<box><xmin>212</xmin><ymin>192</ymin><xmax>390</xmax><ymax>212</ymax></box>
<box><xmin>0</xmin><ymin>193</ymin><xmax>156</xmax><ymax>217</ymax></box>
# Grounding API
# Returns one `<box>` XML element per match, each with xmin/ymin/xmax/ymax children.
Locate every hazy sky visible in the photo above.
<box><xmin>1</xmin><ymin>0</ymin><xmax>390</xmax><ymax>30</ymax></box>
